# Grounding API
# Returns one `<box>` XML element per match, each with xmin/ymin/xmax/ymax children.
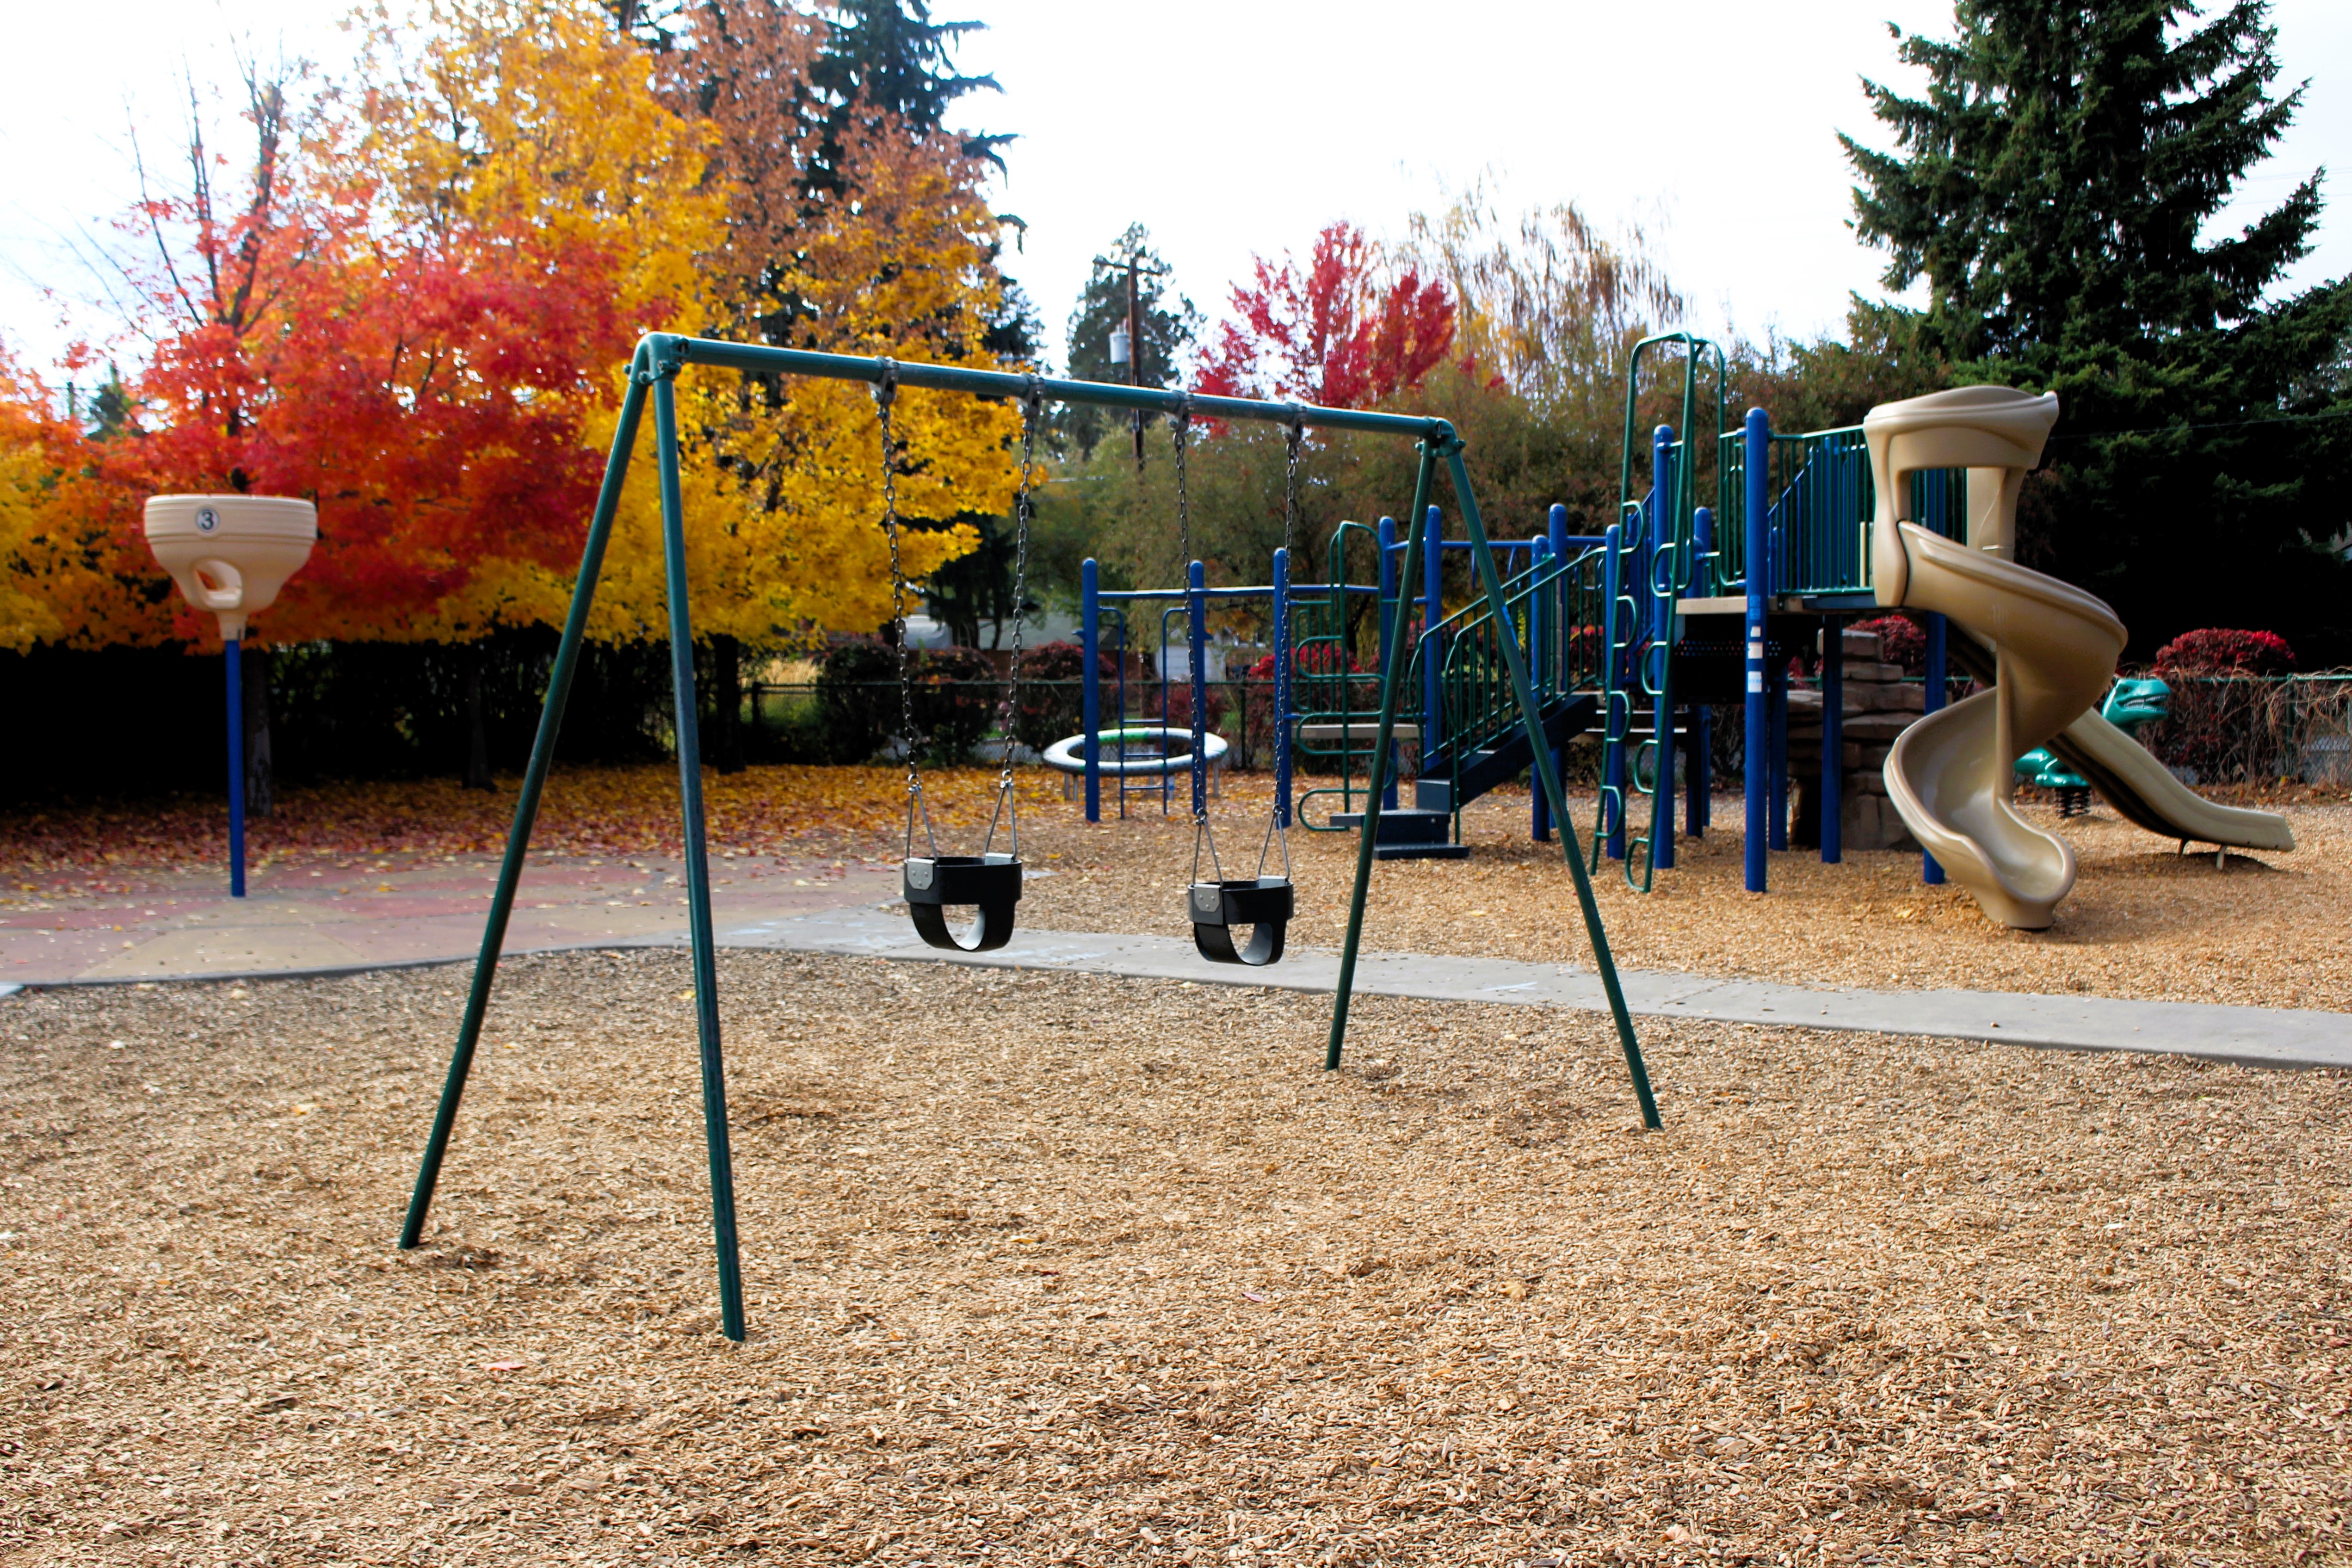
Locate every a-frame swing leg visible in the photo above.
<box><xmin>398</xmin><ymin>340</ymin><xmax>748</xmax><ymax>1342</ymax></box>
<box><xmin>649</xmin><ymin>370</ymin><xmax>747</xmax><ymax>1342</ymax></box>
<box><xmin>1326</xmin><ymin>443</ymin><xmax>1435</xmax><ymax>1069</ymax></box>
<box><xmin>1445</xmin><ymin>444</ymin><xmax>1659</xmax><ymax>1130</ymax></box>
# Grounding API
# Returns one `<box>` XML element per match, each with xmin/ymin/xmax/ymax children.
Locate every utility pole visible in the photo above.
<box><xmin>1092</xmin><ymin>252</ymin><xmax>1170</xmax><ymax>472</ymax></box>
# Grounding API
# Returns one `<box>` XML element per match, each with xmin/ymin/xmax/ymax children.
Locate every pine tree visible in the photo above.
<box><xmin>811</xmin><ymin>0</ymin><xmax>1007</xmax><ymax>185</ymax></box>
<box><xmin>1062</xmin><ymin>223</ymin><xmax>1201</xmax><ymax>459</ymax></box>
<box><xmin>1843</xmin><ymin>0</ymin><xmax>2352</xmax><ymax>656</ymax></box>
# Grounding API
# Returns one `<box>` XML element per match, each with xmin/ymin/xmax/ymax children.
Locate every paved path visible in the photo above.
<box><xmin>3</xmin><ymin>861</ymin><xmax>2346</xmax><ymax>1070</ymax></box>
<box><xmin>0</xmin><ymin>855</ymin><xmax>897</xmax><ymax>984</ymax></box>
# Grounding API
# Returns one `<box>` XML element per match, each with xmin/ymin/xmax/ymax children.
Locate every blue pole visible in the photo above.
<box><xmin>225</xmin><ymin>634</ymin><xmax>246</xmax><ymax>899</ymax></box>
<box><xmin>1923</xmin><ymin>611</ymin><xmax>1947</xmax><ymax>884</ymax></box>
<box><xmin>1188</xmin><ymin>559</ymin><xmax>1208</xmax><ymax>822</ymax></box>
<box><xmin>1081</xmin><ymin>558</ymin><xmax>1101</xmax><ymax>823</ymax></box>
<box><xmin>1546</xmin><ymin>502</ymin><xmax>1569</xmax><ymax>839</ymax></box>
<box><xmin>1650</xmin><ymin>426</ymin><xmax>1676</xmax><ymax>872</ymax></box>
<box><xmin>1743</xmin><ymin>407</ymin><xmax>1770</xmax><ymax>894</ymax></box>
<box><xmin>1421</xmin><ymin>505</ymin><xmax>1443</xmax><ymax>772</ymax></box>
<box><xmin>1602</xmin><ymin>520</ymin><xmax>1626</xmax><ymax>861</ymax></box>
<box><xmin>1376</xmin><ymin>516</ymin><xmax>1399</xmax><ymax>810</ymax></box>
<box><xmin>1821</xmin><ymin>617</ymin><xmax>1843</xmax><ymax>862</ymax></box>
<box><xmin>1531</xmin><ymin>537</ymin><xmax>1552</xmax><ymax>843</ymax></box>
<box><xmin>1272</xmin><ymin>546</ymin><xmax>1292</xmax><ymax>828</ymax></box>
<box><xmin>1689</xmin><ymin>506</ymin><xmax>1714</xmax><ymax>837</ymax></box>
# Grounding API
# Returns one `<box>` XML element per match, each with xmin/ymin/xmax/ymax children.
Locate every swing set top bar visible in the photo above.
<box><xmin>644</xmin><ymin>334</ymin><xmax>1456</xmax><ymax>443</ymax></box>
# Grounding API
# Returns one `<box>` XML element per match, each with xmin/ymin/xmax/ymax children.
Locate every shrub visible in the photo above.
<box><xmin>2144</xmin><ymin>629</ymin><xmax>2297</xmax><ymax>784</ymax></box>
<box><xmin>1852</xmin><ymin>614</ymin><xmax>1926</xmax><ymax>673</ymax></box>
<box><xmin>814</xmin><ymin>637</ymin><xmax>897</xmax><ymax>763</ymax></box>
<box><xmin>2152</xmin><ymin>627</ymin><xmax>2296</xmax><ymax>675</ymax></box>
<box><xmin>1010</xmin><ymin>640</ymin><xmax>1119</xmax><ymax>753</ymax></box>
<box><xmin>908</xmin><ymin>646</ymin><xmax>1000</xmax><ymax>764</ymax></box>
<box><xmin>1243</xmin><ymin>642</ymin><xmax>1364</xmax><ymax>759</ymax></box>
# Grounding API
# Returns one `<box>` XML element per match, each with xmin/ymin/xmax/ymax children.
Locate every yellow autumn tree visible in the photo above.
<box><xmin>367</xmin><ymin>0</ymin><xmax>1018</xmax><ymax>650</ymax></box>
<box><xmin>0</xmin><ymin>364</ymin><xmax>149</xmax><ymax>653</ymax></box>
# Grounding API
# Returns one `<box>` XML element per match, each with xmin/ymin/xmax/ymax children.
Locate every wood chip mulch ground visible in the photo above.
<box><xmin>4</xmin><ymin>948</ymin><xmax>2346</xmax><ymax>1565</ymax></box>
<box><xmin>1007</xmin><ymin>778</ymin><xmax>2352</xmax><ymax>1012</ymax></box>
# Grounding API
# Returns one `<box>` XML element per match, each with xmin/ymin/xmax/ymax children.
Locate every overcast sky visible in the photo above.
<box><xmin>5</xmin><ymin>0</ymin><xmax>2346</xmax><ymax>386</ymax></box>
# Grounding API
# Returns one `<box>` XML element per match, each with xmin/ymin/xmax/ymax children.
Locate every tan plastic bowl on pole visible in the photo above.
<box><xmin>142</xmin><ymin>494</ymin><xmax>316</xmax><ymax>897</ymax></box>
<box><xmin>142</xmin><ymin>494</ymin><xmax>316</xmax><ymax>640</ymax></box>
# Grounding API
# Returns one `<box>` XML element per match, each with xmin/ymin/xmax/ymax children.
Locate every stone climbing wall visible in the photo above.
<box><xmin>1788</xmin><ymin>625</ymin><xmax>1923</xmax><ymax>852</ymax></box>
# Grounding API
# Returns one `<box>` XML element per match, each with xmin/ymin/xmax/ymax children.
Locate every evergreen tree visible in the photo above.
<box><xmin>1843</xmin><ymin>0</ymin><xmax>2352</xmax><ymax>657</ymax></box>
<box><xmin>1062</xmin><ymin>223</ymin><xmax>1201</xmax><ymax>459</ymax></box>
<box><xmin>811</xmin><ymin>0</ymin><xmax>1007</xmax><ymax>183</ymax></box>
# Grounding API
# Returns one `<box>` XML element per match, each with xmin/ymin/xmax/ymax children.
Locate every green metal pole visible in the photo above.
<box><xmin>1325</xmin><ymin>442</ymin><xmax>1438</xmax><ymax>1070</ymax></box>
<box><xmin>401</xmin><ymin>353</ymin><xmax>652</xmax><ymax>1251</ymax></box>
<box><xmin>1444</xmin><ymin>444</ymin><xmax>1661</xmax><ymax>1130</ymax></box>
<box><xmin>651</xmin><ymin>357</ymin><xmax>748</xmax><ymax>1343</ymax></box>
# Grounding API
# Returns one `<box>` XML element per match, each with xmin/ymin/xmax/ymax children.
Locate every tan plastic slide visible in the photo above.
<box><xmin>1938</xmin><ymin>628</ymin><xmax>2297</xmax><ymax>855</ymax></box>
<box><xmin>1866</xmin><ymin>388</ymin><xmax>2128</xmax><ymax>927</ymax></box>
<box><xmin>1864</xmin><ymin>386</ymin><xmax>2292</xmax><ymax>926</ymax></box>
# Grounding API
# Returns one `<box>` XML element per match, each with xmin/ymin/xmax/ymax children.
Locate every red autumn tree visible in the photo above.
<box><xmin>103</xmin><ymin>64</ymin><xmax>637</xmax><ymax>647</ymax></box>
<box><xmin>1194</xmin><ymin>222</ymin><xmax>1457</xmax><ymax>409</ymax></box>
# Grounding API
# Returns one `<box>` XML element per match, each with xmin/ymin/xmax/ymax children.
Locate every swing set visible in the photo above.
<box><xmin>398</xmin><ymin>332</ymin><xmax>1658</xmax><ymax>1343</ymax></box>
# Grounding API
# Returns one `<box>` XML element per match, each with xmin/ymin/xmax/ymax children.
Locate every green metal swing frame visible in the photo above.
<box><xmin>397</xmin><ymin>332</ymin><xmax>1659</xmax><ymax>1344</ymax></box>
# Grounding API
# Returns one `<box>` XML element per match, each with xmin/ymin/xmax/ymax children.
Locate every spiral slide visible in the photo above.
<box><xmin>1862</xmin><ymin>389</ymin><xmax>2112</xmax><ymax>926</ymax></box>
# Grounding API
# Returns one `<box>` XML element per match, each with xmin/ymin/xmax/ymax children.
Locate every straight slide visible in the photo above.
<box><xmin>1943</xmin><ymin>629</ymin><xmax>2296</xmax><ymax>853</ymax></box>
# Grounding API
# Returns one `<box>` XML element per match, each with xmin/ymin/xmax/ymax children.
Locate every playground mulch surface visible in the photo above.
<box><xmin>5</xmin><ymin>948</ymin><xmax>2346</xmax><ymax>1565</ymax></box>
<box><xmin>10</xmin><ymin>763</ymin><xmax>2346</xmax><ymax>1014</ymax></box>
<box><xmin>1016</xmin><ymin>778</ymin><xmax>2352</xmax><ymax>1013</ymax></box>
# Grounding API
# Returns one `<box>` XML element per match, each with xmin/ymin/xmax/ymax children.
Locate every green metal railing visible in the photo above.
<box><xmin>1434</xmin><ymin>544</ymin><xmax>1608</xmax><ymax>769</ymax></box>
<box><xmin>1711</xmin><ymin>426</ymin><xmax>1970</xmax><ymax>598</ymax></box>
<box><xmin>1290</xmin><ymin>520</ymin><xmax>1407</xmax><ymax>827</ymax></box>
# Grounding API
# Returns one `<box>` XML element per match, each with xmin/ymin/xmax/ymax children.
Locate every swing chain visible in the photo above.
<box><xmin>982</xmin><ymin>383</ymin><xmax>1045</xmax><ymax>860</ymax></box>
<box><xmin>874</xmin><ymin>359</ymin><xmax>937</xmax><ymax>859</ymax></box>
<box><xmin>1259</xmin><ymin>414</ymin><xmax>1307</xmax><ymax>882</ymax></box>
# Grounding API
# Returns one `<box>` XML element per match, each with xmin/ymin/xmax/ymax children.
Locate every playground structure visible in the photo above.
<box><xmin>1134</xmin><ymin>335</ymin><xmax>2294</xmax><ymax>926</ymax></box>
<box><xmin>141</xmin><ymin>494</ymin><xmax>317</xmax><ymax>900</ymax></box>
<box><xmin>400</xmin><ymin>333</ymin><xmax>1659</xmax><ymax>1344</ymax></box>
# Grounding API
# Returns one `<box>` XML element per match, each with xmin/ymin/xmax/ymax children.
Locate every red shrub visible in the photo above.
<box><xmin>1852</xmin><ymin>614</ymin><xmax>1926</xmax><ymax>673</ymax></box>
<box><xmin>2152</xmin><ymin>628</ymin><xmax>2296</xmax><ymax>675</ymax></box>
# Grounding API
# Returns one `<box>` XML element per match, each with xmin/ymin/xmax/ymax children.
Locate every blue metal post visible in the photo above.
<box><xmin>1743</xmin><ymin>407</ymin><xmax>1770</xmax><ymax>894</ymax></box>
<box><xmin>1377</xmin><ymin>516</ymin><xmax>1400</xmax><ymax>810</ymax></box>
<box><xmin>1272</xmin><ymin>546</ymin><xmax>1292</xmax><ymax>827</ymax></box>
<box><xmin>1923</xmin><ymin>611</ymin><xmax>1948</xmax><ymax>884</ymax></box>
<box><xmin>1531</xmin><ymin>537</ymin><xmax>1553</xmax><ymax>842</ymax></box>
<box><xmin>1421</xmin><ymin>505</ymin><xmax>1443</xmax><ymax>769</ymax></box>
<box><xmin>1602</xmin><ymin>521</ymin><xmax>1626</xmax><ymax>861</ymax></box>
<box><xmin>1821</xmin><ymin>618</ymin><xmax>1843</xmax><ymax>863</ymax></box>
<box><xmin>1188</xmin><ymin>559</ymin><xmax>1208</xmax><ymax>821</ymax></box>
<box><xmin>1546</xmin><ymin>503</ymin><xmax>1570</xmax><ymax>840</ymax></box>
<box><xmin>225</xmin><ymin>635</ymin><xmax>246</xmax><ymax>899</ymax></box>
<box><xmin>1689</xmin><ymin>506</ymin><xmax>1714</xmax><ymax>837</ymax></box>
<box><xmin>1081</xmin><ymin>558</ymin><xmax>1101</xmax><ymax>823</ymax></box>
<box><xmin>1650</xmin><ymin>426</ymin><xmax>1677</xmax><ymax>871</ymax></box>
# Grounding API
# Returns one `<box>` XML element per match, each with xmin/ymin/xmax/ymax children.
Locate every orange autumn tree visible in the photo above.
<box><xmin>5</xmin><ymin>0</ymin><xmax>1018</xmax><ymax>673</ymax></box>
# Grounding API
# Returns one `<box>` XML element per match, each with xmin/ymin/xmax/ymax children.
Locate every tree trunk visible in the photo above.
<box><xmin>241</xmin><ymin>644</ymin><xmax>274</xmax><ymax>818</ymax></box>
<box><xmin>463</xmin><ymin>644</ymin><xmax>496</xmax><ymax>791</ymax></box>
<box><xmin>710</xmin><ymin>634</ymin><xmax>745</xmax><ymax>773</ymax></box>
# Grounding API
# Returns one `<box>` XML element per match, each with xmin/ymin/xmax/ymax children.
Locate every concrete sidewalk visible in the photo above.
<box><xmin>724</xmin><ymin>909</ymin><xmax>2352</xmax><ymax>1073</ymax></box>
<box><xmin>0</xmin><ymin>854</ymin><xmax>897</xmax><ymax>985</ymax></box>
<box><xmin>4</xmin><ymin>861</ymin><xmax>2347</xmax><ymax>1070</ymax></box>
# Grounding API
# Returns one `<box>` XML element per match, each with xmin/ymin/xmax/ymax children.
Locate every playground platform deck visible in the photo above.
<box><xmin>6</xmin><ymin>855</ymin><xmax>2346</xmax><ymax>1071</ymax></box>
